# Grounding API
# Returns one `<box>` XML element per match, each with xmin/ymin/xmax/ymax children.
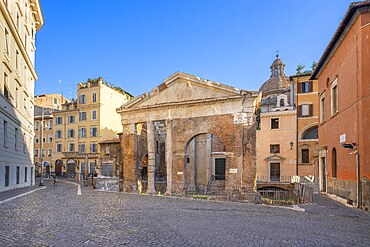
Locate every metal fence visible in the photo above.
<box><xmin>258</xmin><ymin>183</ymin><xmax>314</xmax><ymax>205</ymax></box>
<box><xmin>258</xmin><ymin>189</ymin><xmax>295</xmax><ymax>205</ymax></box>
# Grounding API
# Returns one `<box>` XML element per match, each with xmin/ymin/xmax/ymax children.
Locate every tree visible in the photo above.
<box><xmin>311</xmin><ymin>61</ymin><xmax>318</xmax><ymax>71</ymax></box>
<box><xmin>296</xmin><ymin>63</ymin><xmax>305</xmax><ymax>75</ymax></box>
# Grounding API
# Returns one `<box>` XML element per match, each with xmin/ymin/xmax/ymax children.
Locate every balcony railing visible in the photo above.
<box><xmin>62</xmin><ymin>152</ymin><xmax>99</xmax><ymax>158</ymax></box>
<box><xmin>257</xmin><ymin>176</ymin><xmax>293</xmax><ymax>183</ymax></box>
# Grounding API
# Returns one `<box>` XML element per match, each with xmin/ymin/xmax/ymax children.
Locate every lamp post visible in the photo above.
<box><xmin>39</xmin><ymin>108</ymin><xmax>45</xmax><ymax>186</ymax></box>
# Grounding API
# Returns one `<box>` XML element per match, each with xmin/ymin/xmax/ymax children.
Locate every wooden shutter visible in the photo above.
<box><xmin>297</xmin><ymin>83</ymin><xmax>302</xmax><ymax>93</ymax></box>
<box><xmin>298</xmin><ymin>105</ymin><xmax>302</xmax><ymax>117</ymax></box>
<box><xmin>309</xmin><ymin>104</ymin><xmax>313</xmax><ymax>116</ymax></box>
<box><xmin>308</xmin><ymin>81</ymin><xmax>313</xmax><ymax>92</ymax></box>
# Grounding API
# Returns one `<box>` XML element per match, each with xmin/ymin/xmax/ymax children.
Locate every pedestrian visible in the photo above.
<box><xmin>53</xmin><ymin>174</ymin><xmax>57</xmax><ymax>186</ymax></box>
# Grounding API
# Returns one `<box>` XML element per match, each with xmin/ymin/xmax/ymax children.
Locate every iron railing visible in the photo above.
<box><xmin>257</xmin><ymin>176</ymin><xmax>293</xmax><ymax>183</ymax></box>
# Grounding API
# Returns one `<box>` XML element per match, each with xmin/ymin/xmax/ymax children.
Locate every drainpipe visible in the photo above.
<box><xmin>356</xmin><ymin>150</ymin><xmax>361</xmax><ymax>208</ymax></box>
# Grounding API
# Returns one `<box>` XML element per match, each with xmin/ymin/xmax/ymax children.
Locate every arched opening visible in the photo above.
<box><xmin>184</xmin><ymin>133</ymin><xmax>226</xmax><ymax>195</ymax></box>
<box><xmin>302</xmin><ymin>125</ymin><xmax>318</xmax><ymax>140</ymax></box>
<box><xmin>280</xmin><ymin>98</ymin><xmax>285</xmax><ymax>107</ymax></box>
<box><xmin>66</xmin><ymin>159</ymin><xmax>75</xmax><ymax>178</ymax></box>
<box><xmin>55</xmin><ymin>159</ymin><xmax>63</xmax><ymax>176</ymax></box>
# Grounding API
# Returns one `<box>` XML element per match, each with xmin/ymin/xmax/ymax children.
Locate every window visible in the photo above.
<box><xmin>79</xmin><ymin>112</ymin><xmax>87</xmax><ymax>121</ymax></box>
<box><xmin>271</xmin><ymin>118</ymin><xmax>279</xmax><ymax>129</ymax></box>
<box><xmin>4</xmin><ymin>73</ymin><xmax>9</xmax><ymax>100</ymax></box>
<box><xmin>302</xmin><ymin>126</ymin><xmax>318</xmax><ymax>140</ymax></box>
<box><xmin>16</xmin><ymin>166</ymin><xmax>20</xmax><ymax>184</ymax></box>
<box><xmin>79</xmin><ymin>128</ymin><xmax>87</xmax><ymax>138</ymax></box>
<box><xmin>78</xmin><ymin>143</ymin><xmax>86</xmax><ymax>153</ymax></box>
<box><xmin>332</xmin><ymin>148</ymin><xmax>337</xmax><ymax>178</ymax></box>
<box><xmin>301</xmin><ymin>149</ymin><xmax>310</xmax><ymax>163</ymax></box>
<box><xmin>79</xmin><ymin>94</ymin><xmax>86</xmax><ymax>104</ymax></box>
<box><xmin>299</xmin><ymin>104</ymin><xmax>313</xmax><ymax>117</ymax></box>
<box><xmin>56</xmin><ymin>116</ymin><xmax>63</xmax><ymax>125</ymax></box>
<box><xmin>105</xmin><ymin>146</ymin><xmax>110</xmax><ymax>155</ymax></box>
<box><xmin>215</xmin><ymin>158</ymin><xmax>226</xmax><ymax>180</ymax></box>
<box><xmin>298</xmin><ymin>81</ymin><xmax>313</xmax><ymax>93</ymax></box>
<box><xmin>3</xmin><ymin>120</ymin><xmax>8</xmax><ymax>147</ymax></box>
<box><xmin>16</xmin><ymin>50</ymin><xmax>19</xmax><ymax>73</ymax></box>
<box><xmin>56</xmin><ymin>143</ymin><xmax>62</xmax><ymax>153</ymax></box>
<box><xmin>279</xmin><ymin>98</ymin><xmax>285</xmax><ymax>107</ymax></box>
<box><xmin>34</xmin><ymin>149</ymin><xmax>38</xmax><ymax>157</ymax></box>
<box><xmin>331</xmin><ymin>80</ymin><xmax>338</xmax><ymax>115</ymax></box>
<box><xmin>48</xmin><ymin>135</ymin><xmax>53</xmax><ymax>143</ymax></box>
<box><xmin>48</xmin><ymin>148</ymin><xmax>52</xmax><ymax>156</ymax></box>
<box><xmin>67</xmin><ymin>129</ymin><xmax>75</xmax><ymax>138</ymax></box>
<box><xmin>68</xmin><ymin>143</ymin><xmax>75</xmax><ymax>152</ymax></box>
<box><xmin>55</xmin><ymin>130</ymin><xmax>62</xmax><ymax>139</ymax></box>
<box><xmin>90</xmin><ymin>143</ymin><xmax>98</xmax><ymax>153</ymax></box>
<box><xmin>102</xmin><ymin>164</ymin><xmax>113</xmax><ymax>177</ymax></box>
<box><xmin>91</xmin><ymin>110</ymin><xmax>97</xmax><ymax>120</ymax></box>
<box><xmin>68</xmin><ymin>115</ymin><xmax>75</xmax><ymax>123</ymax></box>
<box><xmin>320</xmin><ymin>94</ymin><xmax>326</xmax><ymax>123</ymax></box>
<box><xmin>4</xmin><ymin>28</ymin><xmax>9</xmax><ymax>55</ymax></box>
<box><xmin>35</xmin><ymin>121</ymin><xmax>39</xmax><ymax>130</ymax></box>
<box><xmin>15</xmin><ymin>128</ymin><xmax>18</xmax><ymax>150</ymax></box>
<box><xmin>48</xmin><ymin>120</ymin><xmax>53</xmax><ymax>129</ymax></box>
<box><xmin>53</xmin><ymin>97</ymin><xmax>58</xmax><ymax>105</ymax></box>
<box><xmin>41</xmin><ymin>149</ymin><xmax>45</xmax><ymax>157</ymax></box>
<box><xmin>270</xmin><ymin>144</ymin><xmax>280</xmax><ymax>154</ymax></box>
<box><xmin>16</xmin><ymin>11</ymin><xmax>20</xmax><ymax>29</ymax></box>
<box><xmin>5</xmin><ymin>166</ymin><xmax>9</xmax><ymax>187</ymax></box>
<box><xmin>42</xmin><ymin>135</ymin><xmax>46</xmax><ymax>143</ymax></box>
<box><xmin>15</xmin><ymin>87</ymin><xmax>19</xmax><ymax>108</ymax></box>
<box><xmin>92</xmin><ymin>93</ymin><xmax>97</xmax><ymax>102</ymax></box>
<box><xmin>90</xmin><ymin>127</ymin><xmax>98</xmax><ymax>137</ymax></box>
<box><xmin>25</xmin><ymin>167</ymin><xmax>27</xmax><ymax>183</ymax></box>
<box><xmin>35</xmin><ymin>136</ymin><xmax>39</xmax><ymax>144</ymax></box>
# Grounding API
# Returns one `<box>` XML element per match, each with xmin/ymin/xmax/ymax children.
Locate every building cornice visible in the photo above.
<box><xmin>0</xmin><ymin>1</ymin><xmax>42</xmax><ymax>80</ymax></box>
<box><xmin>117</xmin><ymin>95</ymin><xmax>245</xmax><ymax>115</ymax></box>
<box><xmin>260</xmin><ymin>110</ymin><xmax>296</xmax><ymax>117</ymax></box>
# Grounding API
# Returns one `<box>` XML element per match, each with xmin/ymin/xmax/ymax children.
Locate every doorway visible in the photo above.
<box><xmin>321</xmin><ymin>157</ymin><xmax>326</xmax><ymax>192</ymax></box>
<box><xmin>270</xmin><ymin>163</ymin><xmax>281</xmax><ymax>182</ymax></box>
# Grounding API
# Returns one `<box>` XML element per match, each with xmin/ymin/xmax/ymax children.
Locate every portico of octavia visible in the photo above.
<box><xmin>117</xmin><ymin>72</ymin><xmax>259</xmax><ymax>196</ymax></box>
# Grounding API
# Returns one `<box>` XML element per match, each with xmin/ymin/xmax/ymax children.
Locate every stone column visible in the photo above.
<box><xmin>112</xmin><ymin>155</ymin><xmax>117</xmax><ymax>177</ymax></box>
<box><xmin>147</xmin><ymin>121</ymin><xmax>157</xmax><ymax>194</ymax></box>
<box><xmin>165</xmin><ymin>120</ymin><xmax>172</xmax><ymax>195</ymax></box>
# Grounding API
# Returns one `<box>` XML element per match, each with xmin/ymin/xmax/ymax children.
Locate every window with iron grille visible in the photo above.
<box><xmin>332</xmin><ymin>148</ymin><xmax>337</xmax><ymax>178</ymax></box>
<box><xmin>215</xmin><ymin>158</ymin><xmax>226</xmax><ymax>180</ymax></box>
<box><xmin>301</xmin><ymin>149</ymin><xmax>310</xmax><ymax>163</ymax></box>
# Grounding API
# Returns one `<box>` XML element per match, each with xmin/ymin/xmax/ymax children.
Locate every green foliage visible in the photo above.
<box><xmin>296</xmin><ymin>63</ymin><xmax>305</xmax><ymax>75</ymax></box>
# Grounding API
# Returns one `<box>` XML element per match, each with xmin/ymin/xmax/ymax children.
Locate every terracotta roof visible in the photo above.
<box><xmin>311</xmin><ymin>1</ymin><xmax>370</xmax><ymax>79</ymax></box>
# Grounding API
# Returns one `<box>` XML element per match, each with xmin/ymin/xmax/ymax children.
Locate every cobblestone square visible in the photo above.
<box><xmin>0</xmin><ymin>179</ymin><xmax>369</xmax><ymax>246</ymax></box>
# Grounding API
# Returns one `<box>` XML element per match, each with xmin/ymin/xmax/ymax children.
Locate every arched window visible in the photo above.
<box><xmin>280</xmin><ymin>98</ymin><xmax>285</xmax><ymax>107</ymax></box>
<box><xmin>332</xmin><ymin>148</ymin><xmax>337</xmax><ymax>178</ymax></box>
<box><xmin>302</xmin><ymin>126</ymin><xmax>318</xmax><ymax>140</ymax></box>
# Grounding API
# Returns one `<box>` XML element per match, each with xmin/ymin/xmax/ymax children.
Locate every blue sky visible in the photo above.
<box><xmin>35</xmin><ymin>0</ymin><xmax>354</xmax><ymax>99</ymax></box>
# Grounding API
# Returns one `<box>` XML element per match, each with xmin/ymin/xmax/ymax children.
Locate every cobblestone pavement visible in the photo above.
<box><xmin>0</xmin><ymin>179</ymin><xmax>369</xmax><ymax>247</ymax></box>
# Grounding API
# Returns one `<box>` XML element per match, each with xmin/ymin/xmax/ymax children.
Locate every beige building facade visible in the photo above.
<box><xmin>53</xmin><ymin>78</ymin><xmax>132</xmax><ymax>179</ymax></box>
<box><xmin>256</xmin><ymin>55</ymin><xmax>297</xmax><ymax>188</ymax></box>
<box><xmin>0</xmin><ymin>0</ymin><xmax>43</xmax><ymax>192</ymax></box>
<box><xmin>33</xmin><ymin>94</ymin><xmax>68</xmax><ymax>175</ymax></box>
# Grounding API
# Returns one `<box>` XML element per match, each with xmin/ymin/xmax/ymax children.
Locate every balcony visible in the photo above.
<box><xmin>62</xmin><ymin>152</ymin><xmax>99</xmax><ymax>159</ymax></box>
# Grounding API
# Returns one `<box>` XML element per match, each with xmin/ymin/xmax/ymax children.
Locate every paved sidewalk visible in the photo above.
<box><xmin>0</xmin><ymin>183</ymin><xmax>45</xmax><ymax>203</ymax></box>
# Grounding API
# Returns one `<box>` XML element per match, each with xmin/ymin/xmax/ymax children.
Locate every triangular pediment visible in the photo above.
<box><xmin>122</xmin><ymin>72</ymin><xmax>245</xmax><ymax>109</ymax></box>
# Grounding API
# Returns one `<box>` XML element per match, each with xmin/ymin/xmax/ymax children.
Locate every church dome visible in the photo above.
<box><xmin>259</xmin><ymin>55</ymin><xmax>290</xmax><ymax>92</ymax></box>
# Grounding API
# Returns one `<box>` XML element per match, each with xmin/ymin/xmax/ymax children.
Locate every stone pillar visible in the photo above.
<box><xmin>147</xmin><ymin>121</ymin><xmax>157</xmax><ymax>194</ymax></box>
<box><xmin>112</xmin><ymin>155</ymin><xmax>117</xmax><ymax>177</ymax></box>
<box><xmin>165</xmin><ymin>120</ymin><xmax>172</xmax><ymax>195</ymax></box>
